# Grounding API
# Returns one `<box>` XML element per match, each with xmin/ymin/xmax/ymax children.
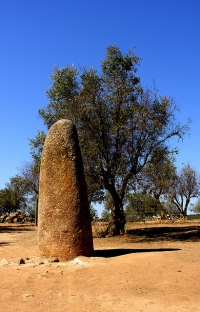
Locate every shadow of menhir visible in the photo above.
<box><xmin>92</xmin><ymin>248</ymin><xmax>181</xmax><ymax>258</ymax></box>
<box><xmin>126</xmin><ymin>225</ymin><xmax>200</xmax><ymax>242</ymax></box>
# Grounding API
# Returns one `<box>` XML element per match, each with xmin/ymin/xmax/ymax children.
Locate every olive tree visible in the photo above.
<box><xmin>31</xmin><ymin>45</ymin><xmax>190</xmax><ymax>235</ymax></box>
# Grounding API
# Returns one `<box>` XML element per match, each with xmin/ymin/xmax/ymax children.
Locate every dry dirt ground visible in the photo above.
<box><xmin>0</xmin><ymin>221</ymin><xmax>200</xmax><ymax>312</ymax></box>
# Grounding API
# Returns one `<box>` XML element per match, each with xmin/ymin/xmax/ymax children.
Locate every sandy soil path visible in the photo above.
<box><xmin>0</xmin><ymin>222</ymin><xmax>200</xmax><ymax>312</ymax></box>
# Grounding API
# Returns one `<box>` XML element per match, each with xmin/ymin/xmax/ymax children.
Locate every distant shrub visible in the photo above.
<box><xmin>188</xmin><ymin>214</ymin><xmax>200</xmax><ymax>220</ymax></box>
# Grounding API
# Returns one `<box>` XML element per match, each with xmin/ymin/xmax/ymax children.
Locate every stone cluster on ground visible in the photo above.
<box><xmin>0</xmin><ymin>211</ymin><xmax>35</xmax><ymax>223</ymax></box>
<box><xmin>0</xmin><ymin>256</ymin><xmax>90</xmax><ymax>268</ymax></box>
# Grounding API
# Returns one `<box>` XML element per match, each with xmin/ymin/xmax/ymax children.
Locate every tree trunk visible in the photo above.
<box><xmin>171</xmin><ymin>199</ymin><xmax>188</xmax><ymax>219</ymax></box>
<box><xmin>108</xmin><ymin>198</ymin><xmax>126</xmax><ymax>236</ymax></box>
<box><xmin>157</xmin><ymin>200</ymin><xmax>165</xmax><ymax>219</ymax></box>
<box><xmin>103</xmin><ymin>172</ymin><xmax>127</xmax><ymax>236</ymax></box>
<box><xmin>180</xmin><ymin>210</ymin><xmax>188</xmax><ymax>219</ymax></box>
<box><xmin>154</xmin><ymin>193</ymin><xmax>165</xmax><ymax>219</ymax></box>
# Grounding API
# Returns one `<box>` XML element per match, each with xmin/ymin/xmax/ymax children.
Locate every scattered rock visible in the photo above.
<box><xmin>58</xmin><ymin>293</ymin><xmax>64</xmax><ymax>297</ymax></box>
<box><xmin>24</xmin><ymin>294</ymin><xmax>34</xmax><ymax>298</ymax></box>
<box><xmin>0</xmin><ymin>258</ymin><xmax>9</xmax><ymax>266</ymax></box>
<box><xmin>18</xmin><ymin>258</ymin><xmax>26</xmax><ymax>265</ymax></box>
<box><xmin>69</xmin><ymin>257</ymin><xmax>90</xmax><ymax>267</ymax></box>
<box><xmin>0</xmin><ymin>211</ymin><xmax>34</xmax><ymax>223</ymax></box>
<box><xmin>48</xmin><ymin>257</ymin><xmax>59</xmax><ymax>263</ymax></box>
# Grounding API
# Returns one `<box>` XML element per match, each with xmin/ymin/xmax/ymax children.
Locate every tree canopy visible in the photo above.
<box><xmin>125</xmin><ymin>192</ymin><xmax>161</xmax><ymax>220</ymax></box>
<box><xmin>139</xmin><ymin>150</ymin><xmax>177</xmax><ymax>218</ymax></box>
<box><xmin>191</xmin><ymin>200</ymin><xmax>200</xmax><ymax>214</ymax></box>
<box><xmin>168</xmin><ymin>164</ymin><xmax>200</xmax><ymax>218</ymax></box>
<box><xmin>31</xmin><ymin>45</ymin><xmax>190</xmax><ymax>235</ymax></box>
<box><xmin>0</xmin><ymin>175</ymin><xmax>31</xmax><ymax>214</ymax></box>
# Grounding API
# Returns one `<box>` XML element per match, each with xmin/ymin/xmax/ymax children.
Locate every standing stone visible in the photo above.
<box><xmin>38</xmin><ymin>119</ymin><xmax>93</xmax><ymax>261</ymax></box>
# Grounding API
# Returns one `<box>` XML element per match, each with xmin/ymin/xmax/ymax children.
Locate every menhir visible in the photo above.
<box><xmin>38</xmin><ymin>119</ymin><xmax>93</xmax><ymax>261</ymax></box>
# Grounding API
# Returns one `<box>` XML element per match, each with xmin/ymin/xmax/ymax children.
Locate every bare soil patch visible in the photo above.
<box><xmin>0</xmin><ymin>221</ymin><xmax>200</xmax><ymax>312</ymax></box>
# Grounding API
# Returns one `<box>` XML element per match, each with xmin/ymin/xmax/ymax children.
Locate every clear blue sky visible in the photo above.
<box><xmin>0</xmin><ymin>1</ymin><xmax>200</xmax><ymax>215</ymax></box>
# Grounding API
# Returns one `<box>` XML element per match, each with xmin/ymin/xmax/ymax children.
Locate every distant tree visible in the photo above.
<box><xmin>90</xmin><ymin>205</ymin><xmax>98</xmax><ymax>221</ymax></box>
<box><xmin>19</xmin><ymin>161</ymin><xmax>39</xmax><ymax>195</ymax></box>
<box><xmin>168</xmin><ymin>164</ymin><xmax>200</xmax><ymax>218</ymax></box>
<box><xmin>31</xmin><ymin>45</ymin><xmax>190</xmax><ymax>235</ymax></box>
<box><xmin>0</xmin><ymin>188</ymin><xmax>14</xmax><ymax>214</ymax></box>
<box><xmin>191</xmin><ymin>199</ymin><xmax>200</xmax><ymax>214</ymax></box>
<box><xmin>140</xmin><ymin>149</ymin><xmax>177</xmax><ymax>218</ymax></box>
<box><xmin>125</xmin><ymin>192</ymin><xmax>161</xmax><ymax>219</ymax></box>
<box><xmin>25</xmin><ymin>196</ymin><xmax>37</xmax><ymax>217</ymax></box>
<box><xmin>0</xmin><ymin>175</ymin><xmax>30</xmax><ymax>214</ymax></box>
<box><xmin>18</xmin><ymin>161</ymin><xmax>40</xmax><ymax>223</ymax></box>
<box><xmin>103</xmin><ymin>192</ymin><xmax>114</xmax><ymax>211</ymax></box>
<box><xmin>101</xmin><ymin>192</ymin><xmax>113</xmax><ymax>221</ymax></box>
<box><xmin>164</xmin><ymin>201</ymin><xmax>181</xmax><ymax>217</ymax></box>
<box><xmin>101</xmin><ymin>209</ymin><xmax>111</xmax><ymax>221</ymax></box>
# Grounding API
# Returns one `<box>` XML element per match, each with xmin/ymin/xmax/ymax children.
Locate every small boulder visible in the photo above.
<box><xmin>0</xmin><ymin>258</ymin><xmax>9</xmax><ymax>266</ymax></box>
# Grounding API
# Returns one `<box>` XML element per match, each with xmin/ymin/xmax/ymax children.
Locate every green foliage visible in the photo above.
<box><xmin>100</xmin><ymin>192</ymin><xmax>112</xmax><ymax>220</ymax></box>
<box><xmin>169</xmin><ymin>164</ymin><xmax>200</xmax><ymax>218</ymax></box>
<box><xmin>188</xmin><ymin>214</ymin><xmax>200</xmax><ymax>220</ymax></box>
<box><xmin>189</xmin><ymin>199</ymin><xmax>200</xmax><ymax>214</ymax></box>
<box><xmin>163</xmin><ymin>200</ymin><xmax>180</xmax><ymax>216</ymax></box>
<box><xmin>39</xmin><ymin>65</ymin><xmax>79</xmax><ymax>129</ymax></box>
<box><xmin>125</xmin><ymin>193</ymin><xmax>161</xmax><ymax>218</ymax></box>
<box><xmin>142</xmin><ymin>150</ymin><xmax>177</xmax><ymax>192</ymax></box>
<box><xmin>103</xmin><ymin>192</ymin><xmax>113</xmax><ymax>211</ymax></box>
<box><xmin>0</xmin><ymin>188</ymin><xmax>14</xmax><ymax>213</ymax></box>
<box><xmin>101</xmin><ymin>209</ymin><xmax>111</xmax><ymax>221</ymax></box>
<box><xmin>19</xmin><ymin>161</ymin><xmax>40</xmax><ymax>195</ymax></box>
<box><xmin>139</xmin><ymin>151</ymin><xmax>177</xmax><ymax>218</ymax></box>
<box><xmin>0</xmin><ymin>175</ymin><xmax>31</xmax><ymax>214</ymax></box>
<box><xmin>28</xmin><ymin>130</ymin><xmax>46</xmax><ymax>171</ymax></box>
<box><xmin>89</xmin><ymin>205</ymin><xmax>98</xmax><ymax>221</ymax></box>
